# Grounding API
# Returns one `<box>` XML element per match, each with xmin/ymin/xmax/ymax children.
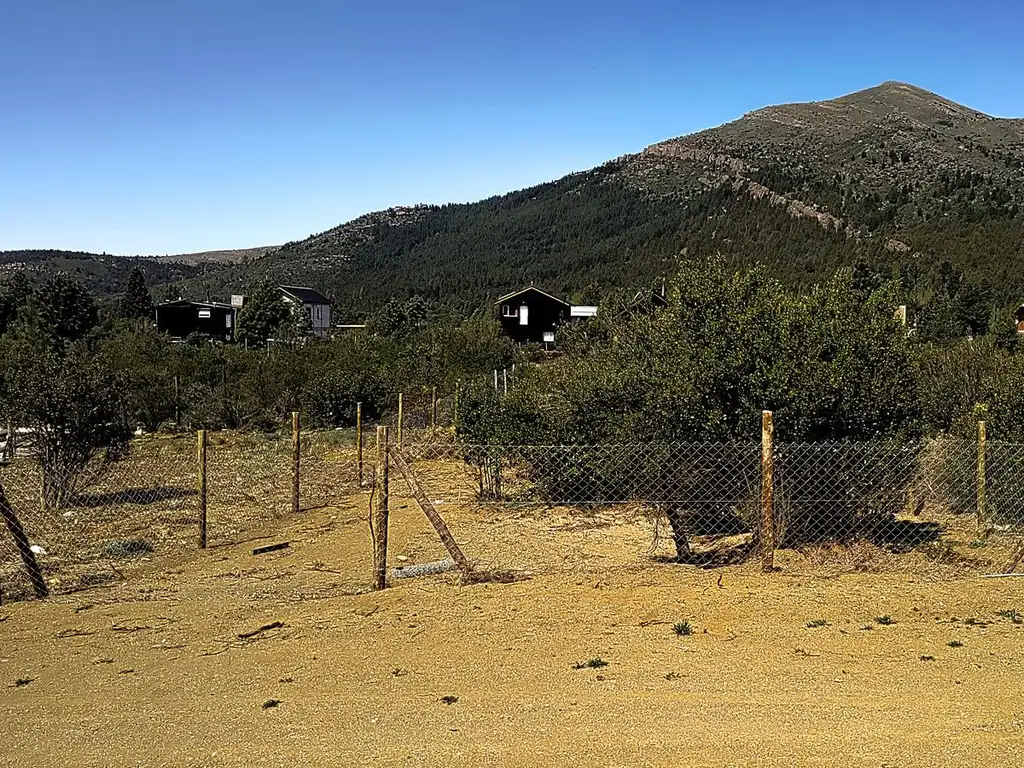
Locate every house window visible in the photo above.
<box><xmin>198</xmin><ymin>309</ymin><xmax>211</xmax><ymax>319</ymax></box>
<box><xmin>502</xmin><ymin>304</ymin><xmax>518</xmax><ymax>318</ymax></box>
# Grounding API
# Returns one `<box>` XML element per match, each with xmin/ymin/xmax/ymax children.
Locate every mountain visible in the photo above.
<box><xmin>175</xmin><ymin>82</ymin><xmax>1024</xmax><ymax>316</ymax></box>
<box><xmin>0</xmin><ymin>249</ymin><xmax>205</xmax><ymax>297</ymax></box>
<box><xmin>8</xmin><ymin>83</ymin><xmax>1024</xmax><ymax>313</ymax></box>
<box><xmin>151</xmin><ymin>246</ymin><xmax>279</xmax><ymax>266</ymax></box>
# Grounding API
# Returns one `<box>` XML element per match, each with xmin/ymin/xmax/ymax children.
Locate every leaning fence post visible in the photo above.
<box><xmin>397</xmin><ymin>393</ymin><xmax>404</xmax><ymax>448</ymax></box>
<box><xmin>291</xmin><ymin>411</ymin><xmax>301</xmax><ymax>514</ymax></box>
<box><xmin>453</xmin><ymin>380</ymin><xmax>460</xmax><ymax>426</ymax></box>
<box><xmin>977</xmin><ymin>420</ymin><xmax>987</xmax><ymax>535</ymax></box>
<box><xmin>372</xmin><ymin>426</ymin><xmax>390</xmax><ymax>590</ymax></box>
<box><xmin>197</xmin><ymin>429</ymin><xmax>208</xmax><ymax>549</ymax></box>
<box><xmin>761</xmin><ymin>410</ymin><xmax>775</xmax><ymax>572</ymax></box>
<box><xmin>356</xmin><ymin>401</ymin><xmax>364</xmax><ymax>487</ymax></box>
<box><xmin>430</xmin><ymin>386</ymin><xmax>438</xmax><ymax>430</ymax></box>
<box><xmin>0</xmin><ymin>480</ymin><xmax>49</xmax><ymax>599</ymax></box>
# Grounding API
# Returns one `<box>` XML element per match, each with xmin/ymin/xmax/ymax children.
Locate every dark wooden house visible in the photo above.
<box><xmin>495</xmin><ymin>287</ymin><xmax>572</xmax><ymax>347</ymax></box>
<box><xmin>155</xmin><ymin>300</ymin><xmax>237</xmax><ymax>342</ymax></box>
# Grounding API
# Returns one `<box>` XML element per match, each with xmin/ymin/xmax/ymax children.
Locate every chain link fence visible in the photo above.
<box><xmin>0</xmin><ymin>428</ymin><xmax>364</xmax><ymax>602</ymax></box>
<box><xmin>399</xmin><ymin>435</ymin><xmax>1024</xmax><ymax>577</ymax></box>
<box><xmin>5</xmin><ymin>414</ymin><xmax>1024</xmax><ymax>602</ymax></box>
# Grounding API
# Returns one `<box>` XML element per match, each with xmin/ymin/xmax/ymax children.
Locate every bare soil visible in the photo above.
<box><xmin>2</xmin><ymin>483</ymin><xmax>1023</xmax><ymax>767</ymax></box>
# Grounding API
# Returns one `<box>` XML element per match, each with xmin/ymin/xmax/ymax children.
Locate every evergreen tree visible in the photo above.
<box><xmin>0</xmin><ymin>272</ymin><xmax>34</xmax><ymax>335</ymax></box>
<box><xmin>32</xmin><ymin>274</ymin><xmax>98</xmax><ymax>346</ymax></box>
<box><xmin>118</xmin><ymin>266</ymin><xmax>152</xmax><ymax>320</ymax></box>
<box><xmin>236</xmin><ymin>282</ymin><xmax>290</xmax><ymax>346</ymax></box>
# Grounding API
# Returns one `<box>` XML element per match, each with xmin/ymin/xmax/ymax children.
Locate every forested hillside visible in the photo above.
<box><xmin>0</xmin><ymin>249</ymin><xmax>204</xmax><ymax>297</ymax></box>
<box><xmin>6</xmin><ymin>82</ymin><xmax>1024</xmax><ymax>317</ymax></box>
<box><xmin>171</xmin><ymin>82</ymin><xmax>1024</xmax><ymax>317</ymax></box>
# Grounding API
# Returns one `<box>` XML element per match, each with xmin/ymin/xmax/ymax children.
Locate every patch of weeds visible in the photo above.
<box><xmin>278</xmin><ymin>677</ymin><xmax>294</xmax><ymax>684</ymax></box>
<box><xmin>391</xmin><ymin>668</ymin><xmax>410</xmax><ymax>677</ymax></box>
<box><xmin>573</xmin><ymin>658</ymin><xmax>609</xmax><ymax>670</ymax></box>
<box><xmin>996</xmin><ymin>609</ymin><xmax>1023</xmax><ymax>625</ymax></box>
<box><xmin>262</xmin><ymin>699</ymin><xmax>281</xmax><ymax>710</ymax></box>
<box><xmin>100</xmin><ymin>539</ymin><xmax>154</xmax><ymax>559</ymax></box>
<box><xmin>440</xmin><ymin>695</ymin><xmax>459</xmax><ymax>705</ymax></box>
<box><xmin>948</xmin><ymin>640</ymin><xmax>965</xmax><ymax>648</ymax></box>
<box><xmin>875</xmin><ymin>616</ymin><xmax>896</xmax><ymax>626</ymax></box>
<box><xmin>673</xmin><ymin>621</ymin><xmax>693</xmax><ymax>637</ymax></box>
<box><xmin>968</xmin><ymin>539</ymin><xmax>986</xmax><ymax>548</ymax></box>
<box><xmin>664</xmin><ymin>671</ymin><xmax>682</xmax><ymax>681</ymax></box>
<box><xmin>805</xmin><ymin>619</ymin><xmax>828</xmax><ymax>628</ymax></box>
<box><xmin>859</xmin><ymin>624</ymin><xmax>874</xmax><ymax>631</ymax></box>
<box><xmin>919</xmin><ymin>655</ymin><xmax>935</xmax><ymax>662</ymax></box>
<box><xmin>963</xmin><ymin>617</ymin><xmax>990</xmax><ymax>627</ymax></box>
<box><xmin>13</xmin><ymin>677</ymin><xmax>35</xmax><ymax>687</ymax></box>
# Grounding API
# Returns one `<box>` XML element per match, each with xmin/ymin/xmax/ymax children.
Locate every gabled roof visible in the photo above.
<box><xmin>279</xmin><ymin>285</ymin><xmax>333</xmax><ymax>305</ymax></box>
<box><xmin>156</xmin><ymin>299</ymin><xmax>234</xmax><ymax>309</ymax></box>
<box><xmin>495</xmin><ymin>286</ymin><xmax>570</xmax><ymax>307</ymax></box>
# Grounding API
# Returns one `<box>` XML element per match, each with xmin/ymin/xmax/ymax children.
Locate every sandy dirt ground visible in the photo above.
<box><xmin>1</xmin><ymin>485</ymin><xmax>1023</xmax><ymax>767</ymax></box>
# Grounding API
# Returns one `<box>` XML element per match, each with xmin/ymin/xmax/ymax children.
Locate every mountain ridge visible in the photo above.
<box><xmin>5</xmin><ymin>82</ymin><xmax>1024</xmax><ymax>312</ymax></box>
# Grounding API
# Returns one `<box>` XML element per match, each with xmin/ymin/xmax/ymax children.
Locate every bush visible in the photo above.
<box><xmin>0</xmin><ymin>332</ymin><xmax>132</xmax><ymax>507</ymax></box>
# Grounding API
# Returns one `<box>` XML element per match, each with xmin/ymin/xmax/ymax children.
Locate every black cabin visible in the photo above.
<box><xmin>155</xmin><ymin>300</ymin><xmax>236</xmax><ymax>342</ymax></box>
<box><xmin>495</xmin><ymin>287</ymin><xmax>571</xmax><ymax>347</ymax></box>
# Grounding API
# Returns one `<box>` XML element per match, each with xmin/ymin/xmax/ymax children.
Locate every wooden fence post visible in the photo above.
<box><xmin>977</xmin><ymin>420</ymin><xmax>987</xmax><ymax>535</ymax></box>
<box><xmin>197</xmin><ymin>429</ymin><xmax>208</xmax><ymax>549</ymax></box>
<box><xmin>173</xmin><ymin>375</ymin><xmax>180</xmax><ymax>428</ymax></box>
<box><xmin>431</xmin><ymin>386</ymin><xmax>438</xmax><ymax>429</ymax></box>
<box><xmin>356</xmin><ymin>401</ymin><xmax>364</xmax><ymax>488</ymax></box>
<box><xmin>291</xmin><ymin>411</ymin><xmax>301</xmax><ymax>514</ymax></box>
<box><xmin>372</xmin><ymin>426</ymin><xmax>390</xmax><ymax>590</ymax></box>
<box><xmin>0</xmin><ymin>481</ymin><xmax>49</xmax><ymax>599</ymax></box>
<box><xmin>453</xmin><ymin>381</ymin><xmax>460</xmax><ymax>427</ymax></box>
<box><xmin>761</xmin><ymin>410</ymin><xmax>775</xmax><ymax>572</ymax></box>
<box><xmin>397</xmin><ymin>393</ymin><xmax>404</xmax><ymax>448</ymax></box>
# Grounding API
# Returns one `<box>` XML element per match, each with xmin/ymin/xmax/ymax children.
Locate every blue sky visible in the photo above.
<box><xmin>2</xmin><ymin>0</ymin><xmax>1022</xmax><ymax>255</ymax></box>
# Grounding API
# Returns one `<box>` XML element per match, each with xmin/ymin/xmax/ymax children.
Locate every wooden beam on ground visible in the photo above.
<box><xmin>389</xmin><ymin>449</ymin><xmax>473</xmax><ymax>578</ymax></box>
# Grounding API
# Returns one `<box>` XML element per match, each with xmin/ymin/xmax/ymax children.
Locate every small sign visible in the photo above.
<box><xmin>231</xmin><ymin>294</ymin><xmax>246</xmax><ymax>307</ymax></box>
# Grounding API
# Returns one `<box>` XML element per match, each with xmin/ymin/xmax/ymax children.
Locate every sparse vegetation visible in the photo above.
<box><xmin>948</xmin><ymin>640</ymin><xmax>965</xmax><ymax>648</ymax></box>
<box><xmin>875</xmin><ymin>616</ymin><xmax>896</xmax><ymax>626</ymax></box>
<box><xmin>806</xmin><ymin>619</ymin><xmax>829</xmax><ymax>628</ymax></box>
<box><xmin>573</xmin><ymin>658</ymin><xmax>609</xmax><ymax>670</ymax></box>
<box><xmin>673</xmin><ymin>621</ymin><xmax>693</xmax><ymax>637</ymax></box>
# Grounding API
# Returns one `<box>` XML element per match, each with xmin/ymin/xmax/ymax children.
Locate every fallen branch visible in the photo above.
<box><xmin>252</xmin><ymin>542</ymin><xmax>290</xmax><ymax>556</ymax></box>
<box><xmin>237</xmin><ymin>621</ymin><xmax>284</xmax><ymax>640</ymax></box>
<box><xmin>55</xmin><ymin>628</ymin><xmax>97</xmax><ymax>638</ymax></box>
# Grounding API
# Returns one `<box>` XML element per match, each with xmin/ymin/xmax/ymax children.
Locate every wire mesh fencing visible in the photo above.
<box><xmin>0</xmin><ymin>428</ymin><xmax>365</xmax><ymax>602</ymax></box>
<box><xmin>399</xmin><ymin>435</ymin><xmax>1024</xmax><ymax>577</ymax></box>
<box><xmin>5</xmin><ymin>422</ymin><xmax>1024</xmax><ymax>601</ymax></box>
